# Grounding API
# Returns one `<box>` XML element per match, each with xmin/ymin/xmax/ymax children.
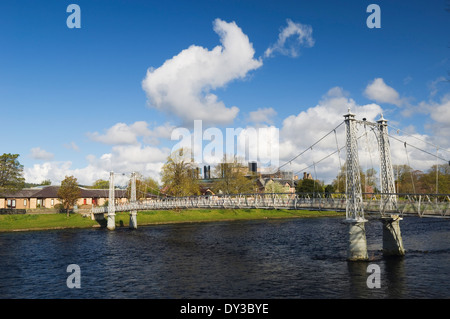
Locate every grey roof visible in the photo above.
<box><xmin>1</xmin><ymin>186</ymin><xmax>128</xmax><ymax>199</ymax></box>
<box><xmin>0</xmin><ymin>188</ymin><xmax>39</xmax><ymax>198</ymax></box>
<box><xmin>32</xmin><ymin>186</ymin><xmax>60</xmax><ymax>198</ymax></box>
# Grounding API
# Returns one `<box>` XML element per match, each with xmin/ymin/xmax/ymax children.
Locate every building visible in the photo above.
<box><xmin>256</xmin><ymin>177</ymin><xmax>297</xmax><ymax>193</ymax></box>
<box><xmin>0</xmin><ymin>185</ymin><xmax>128</xmax><ymax>210</ymax></box>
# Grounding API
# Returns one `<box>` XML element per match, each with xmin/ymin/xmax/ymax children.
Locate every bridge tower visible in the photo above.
<box><xmin>344</xmin><ymin>110</ymin><xmax>368</xmax><ymax>261</ymax></box>
<box><xmin>377</xmin><ymin>115</ymin><xmax>405</xmax><ymax>256</ymax></box>
<box><xmin>107</xmin><ymin>171</ymin><xmax>116</xmax><ymax>230</ymax></box>
<box><xmin>129</xmin><ymin>171</ymin><xmax>137</xmax><ymax>229</ymax></box>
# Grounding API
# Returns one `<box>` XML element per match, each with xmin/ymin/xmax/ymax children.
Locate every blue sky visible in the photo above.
<box><xmin>1</xmin><ymin>0</ymin><xmax>449</xmax><ymax>185</ymax></box>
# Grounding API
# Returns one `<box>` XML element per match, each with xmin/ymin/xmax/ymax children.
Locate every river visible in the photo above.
<box><xmin>0</xmin><ymin>216</ymin><xmax>449</xmax><ymax>299</ymax></box>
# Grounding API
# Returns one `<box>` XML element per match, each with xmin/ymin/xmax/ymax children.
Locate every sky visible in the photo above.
<box><xmin>1</xmin><ymin>0</ymin><xmax>449</xmax><ymax>187</ymax></box>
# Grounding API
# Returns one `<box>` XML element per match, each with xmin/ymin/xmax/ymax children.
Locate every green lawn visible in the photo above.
<box><xmin>0</xmin><ymin>209</ymin><xmax>345</xmax><ymax>232</ymax></box>
<box><xmin>0</xmin><ymin>213</ymin><xmax>98</xmax><ymax>231</ymax></box>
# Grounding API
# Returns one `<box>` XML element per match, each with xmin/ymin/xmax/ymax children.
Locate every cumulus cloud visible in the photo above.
<box><xmin>364</xmin><ymin>78</ymin><xmax>403</xmax><ymax>106</ymax></box>
<box><xmin>25</xmin><ymin>87</ymin><xmax>446</xmax><ymax>187</ymax></box>
<box><xmin>24</xmin><ymin>144</ymin><xmax>171</xmax><ymax>186</ymax></box>
<box><xmin>274</xmin><ymin>86</ymin><xmax>448</xmax><ymax>184</ymax></box>
<box><xmin>277</xmin><ymin>87</ymin><xmax>384</xmax><ymax>183</ymax></box>
<box><xmin>424</xmin><ymin>94</ymin><xmax>450</xmax><ymax>148</ymax></box>
<box><xmin>30</xmin><ymin>147</ymin><xmax>54</xmax><ymax>161</ymax></box>
<box><xmin>87</xmin><ymin>121</ymin><xmax>150</xmax><ymax>145</ymax></box>
<box><xmin>264</xmin><ymin>19</ymin><xmax>314</xmax><ymax>58</ymax></box>
<box><xmin>87</xmin><ymin>121</ymin><xmax>175</xmax><ymax>146</ymax></box>
<box><xmin>142</xmin><ymin>18</ymin><xmax>262</xmax><ymax>126</ymax></box>
<box><xmin>248</xmin><ymin>107</ymin><xmax>277</xmax><ymax>124</ymax></box>
<box><xmin>26</xmin><ymin>121</ymin><xmax>177</xmax><ymax>185</ymax></box>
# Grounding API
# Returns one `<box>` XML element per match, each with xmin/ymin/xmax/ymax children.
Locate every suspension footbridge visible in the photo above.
<box><xmin>92</xmin><ymin>110</ymin><xmax>450</xmax><ymax>261</ymax></box>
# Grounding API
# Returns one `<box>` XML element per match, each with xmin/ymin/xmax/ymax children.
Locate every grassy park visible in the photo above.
<box><xmin>0</xmin><ymin>209</ymin><xmax>344</xmax><ymax>232</ymax></box>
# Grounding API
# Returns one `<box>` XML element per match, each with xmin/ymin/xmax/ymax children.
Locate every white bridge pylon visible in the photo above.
<box><xmin>343</xmin><ymin>110</ymin><xmax>404</xmax><ymax>260</ymax></box>
<box><xmin>106</xmin><ymin>171</ymin><xmax>137</xmax><ymax>231</ymax></box>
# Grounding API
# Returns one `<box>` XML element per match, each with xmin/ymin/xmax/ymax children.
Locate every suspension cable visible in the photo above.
<box><xmin>404</xmin><ymin>142</ymin><xmax>416</xmax><ymax>194</ymax></box>
<box><xmin>387</xmin><ymin>123</ymin><xmax>450</xmax><ymax>155</ymax></box>
<box><xmin>388</xmin><ymin>133</ymin><xmax>449</xmax><ymax>163</ymax></box>
<box><xmin>334</xmin><ymin>129</ymin><xmax>342</xmax><ymax>192</ymax></box>
<box><xmin>277</xmin><ymin>121</ymin><xmax>345</xmax><ymax>171</ymax></box>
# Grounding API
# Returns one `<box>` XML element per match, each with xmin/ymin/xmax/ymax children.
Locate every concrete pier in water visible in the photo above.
<box><xmin>346</xmin><ymin>219</ymin><xmax>369</xmax><ymax>261</ymax></box>
<box><xmin>129</xmin><ymin>211</ymin><xmax>137</xmax><ymax>229</ymax></box>
<box><xmin>107</xmin><ymin>212</ymin><xmax>115</xmax><ymax>230</ymax></box>
<box><xmin>381</xmin><ymin>215</ymin><xmax>405</xmax><ymax>256</ymax></box>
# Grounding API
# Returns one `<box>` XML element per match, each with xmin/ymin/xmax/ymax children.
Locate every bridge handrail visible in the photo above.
<box><xmin>91</xmin><ymin>192</ymin><xmax>450</xmax><ymax>218</ymax></box>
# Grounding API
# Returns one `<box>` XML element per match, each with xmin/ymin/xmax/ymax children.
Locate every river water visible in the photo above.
<box><xmin>0</xmin><ymin>216</ymin><xmax>449</xmax><ymax>299</ymax></box>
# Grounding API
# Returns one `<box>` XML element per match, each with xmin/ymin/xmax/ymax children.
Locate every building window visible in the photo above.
<box><xmin>24</xmin><ymin>199</ymin><xmax>27</xmax><ymax>207</ymax></box>
<box><xmin>83</xmin><ymin>198</ymin><xmax>87</xmax><ymax>205</ymax></box>
<box><xmin>51</xmin><ymin>199</ymin><xmax>54</xmax><ymax>207</ymax></box>
<box><xmin>7</xmin><ymin>199</ymin><xmax>16</xmax><ymax>208</ymax></box>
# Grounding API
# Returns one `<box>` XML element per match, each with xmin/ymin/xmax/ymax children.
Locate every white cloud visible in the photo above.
<box><xmin>143</xmin><ymin>122</ymin><xmax>176</xmax><ymax>145</ymax></box>
<box><xmin>428</xmin><ymin>76</ymin><xmax>447</xmax><ymax>97</ymax></box>
<box><xmin>87</xmin><ymin>121</ymin><xmax>175</xmax><ymax>146</ymax></box>
<box><xmin>25</xmin><ymin>85</ymin><xmax>447</xmax><ymax>188</ymax></box>
<box><xmin>248</xmin><ymin>107</ymin><xmax>277</xmax><ymax>124</ymax></box>
<box><xmin>30</xmin><ymin>147</ymin><xmax>54</xmax><ymax>161</ymax></box>
<box><xmin>274</xmin><ymin>86</ymin><xmax>449</xmax><ymax>184</ymax></box>
<box><xmin>425</xmin><ymin>94</ymin><xmax>450</xmax><ymax>148</ymax></box>
<box><xmin>63</xmin><ymin>142</ymin><xmax>80</xmax><ymax>152</ymax></box>
<box><xmin>277</xmin><ymin>87</ymin><xmax>384</xmax><ymax>183</ymax></box>
<box><xmin>364</xmin><ymin>78</ymin><xmax>403</xmax><ymax>106</ymax></box>
<box><xmin>87</xmin><ymin>121</ymin><xmax>150</xmax><ymax>145</ymax></box>
<box><xmin>24</xmin><ymin>144</ymin><xmax>171</xmax><ymax>186</ymax></box>
<box><xmin>24</xmin><ymin>161</ymin><xmax>72</xmax><ymax>184</ymax></box>
<box><xmin>429</xmin><ymin>94</ymin><xmax>450</xmax><ymax>125</ymax></box>
<box><xmin>264</xmin><ymin>19</ymin><xmax>314</xmax><ymax>58</ymax></box>
<box><xmin>142</xmin><ymin>18</ymin><xmax>262</xmax><ymax>126</ymax></box>
<box><xmin>26</xmin><ymin>120</ymin><xmax>177</xmax><ymax>185</ymax></box>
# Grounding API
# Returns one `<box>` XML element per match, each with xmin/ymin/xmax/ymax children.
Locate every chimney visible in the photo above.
<box><xmin>249</xmin><ymin>161</ymin><xmax>257</xmax><ymax>174</ymax></box>
<box><xmin>204</xmin><ymin>165</ymin><xmax>210</xmax><ymax>179</ymax></box>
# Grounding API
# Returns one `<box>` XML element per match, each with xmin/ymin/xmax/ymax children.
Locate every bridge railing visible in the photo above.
<box><xmin>91</xmin><ymin>192</ymin><xmax>450</xmax><ymax>218</ymax></box>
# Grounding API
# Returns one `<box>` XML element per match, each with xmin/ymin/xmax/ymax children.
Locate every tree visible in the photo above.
<box><xmin>393</xmin><ymin>164</ymin><xmax>417</xmax><ymax>194</ymax></box>
<box><xmin>296</xmin><ymin>178</ymin><xmax>324</xmax><ymax>195</ymax></box>
<box><xmin>161</xmin><ymin>148</ymin><xmax>199</xmax><ymax>197</ymax></box>
<box><xmin>332</xmin><ymin>164</ymin><xmax>346</xmax><ymax>193</ymax></box>
<box><xmin>265</xmin><ymin>180</ymin><xmax>288</xmax><ymax>194</ymax></box>
<box><xmin>57</xmin><ymin>175</ymin><xmax>81</xmax><ymax>217</ymax></box>
<box><xmin>0</xmin><ymin>153</ymin><xmax>25</xmax><ymax>193</ymax></box>
<box><xmin>126</xmin><ymin>173</ymin><xmax>160</xmax><ymax>199</ymax></box>
<box><xmin>324</xmin><ymin>184</ymin><xmax>335</xmax><ymax>196</ymax></box>
<box><xmin>91</xmin><ymin>179</ymin><xmax>109</xmax><ymax>189</ymax></box>
<box><xmin>40</xmin><ymin>179</ymin><xmax>51</xmax><ymax>186</ymax></box>
<box><xmin>419</xmin><ymin>164</ymin><xmax>450</xmax><ymax>194</ymax></box>
<box><xmin>332</xmin><ymin>164</ymin><xmax>377</xmax><ymax>193</ymax></box>
<box><xmin>212</xmin><ymin>155</ymin><xmax>255</xmax><ymax>194</ymax></box>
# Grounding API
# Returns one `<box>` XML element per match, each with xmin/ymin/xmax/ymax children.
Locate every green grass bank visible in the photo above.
<box><xmin>0</xmin><ymin>209</ymin><xmax>345</xmax><ymax>232</ymax></box>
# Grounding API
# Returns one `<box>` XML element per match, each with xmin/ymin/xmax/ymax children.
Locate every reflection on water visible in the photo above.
<box><xmin>0</xmin><ymin>216</ymin><xmax>449</xmax><ymax>298</ymax></box>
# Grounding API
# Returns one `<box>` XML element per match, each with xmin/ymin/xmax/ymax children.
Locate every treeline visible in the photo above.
<box><xmin>160</xmin><ymin>149</ymin><xmax>256</xmax><ymax>196</ymax></box>
<box><xmin>2</xmin><ymin>152</ymin><xmax>450</xmax><ymax>199</ymax></box>
<box><xmin>297</xmin><ymin>163</ymin><xmax>450</xmax><ymax>195</ymax></box>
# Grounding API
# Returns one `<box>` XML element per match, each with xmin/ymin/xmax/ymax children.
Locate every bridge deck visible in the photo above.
<box><xmin>91</xmin><ymin>193</ymin><xmax>450</xmax><ymax>218</ymax></box>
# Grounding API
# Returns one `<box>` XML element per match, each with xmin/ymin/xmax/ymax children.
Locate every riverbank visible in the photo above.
<box><xmin>0</xmin><ymin>209</ymin><xmax>345</xmax><ymax>232</ymax></box>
